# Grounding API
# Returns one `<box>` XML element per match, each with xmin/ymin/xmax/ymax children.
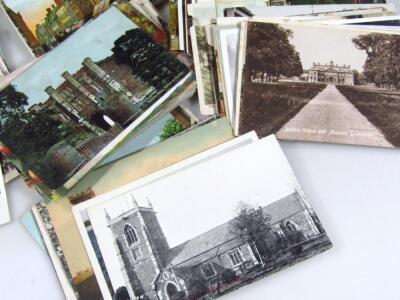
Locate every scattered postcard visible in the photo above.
<box><xmin>0</xmin><ymin>165</ymin><xmax>9</xmax><ymax>225</ymax></box>
<box><xmin>32</xmin><ymin>118</ymin><xmax>238</xmax><ymax>300</ymax></box>
<box><xmin>235</xmin><ymin>20</ymin><xmax>400</xmax><ymax>148</ymax></box>
<box><xmin>72</xmin><ymin>135</ymin><xmax>331</xmax><ymax>300</ymax></box>
<box><xmin>0</xmin><ymin>7</ymin><xmax>195</xmax><ymax>196</ymax></box>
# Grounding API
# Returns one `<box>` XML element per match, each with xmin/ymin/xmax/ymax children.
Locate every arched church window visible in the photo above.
<box><xmin>286</xmin><ymin>220</ymin><xmax>298</xmax><ymax>232</ymax></box>
<box><xmin>124</xmin><ymin>224</ymin><xmax>138</xmax><ymax>246</ymax></box>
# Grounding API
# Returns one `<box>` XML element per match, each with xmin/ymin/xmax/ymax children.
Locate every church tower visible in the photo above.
<box><xmin>107</xmin><ymin>196</ymin><xmax>170</xmax><ymax>299</ymax></box>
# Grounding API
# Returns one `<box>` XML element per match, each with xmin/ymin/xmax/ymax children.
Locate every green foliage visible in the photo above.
<box><xmin>159</xmin><ymin>118</ymin><xmax>185</xmax><ymax>141</ymax></box>
<box><xmin>244</xmin><ymin>23</ymin><xmax>303</xmax><ymax>83</ymax></box>
<box><xmin>353</xmin><ymin>33</ymin><xmax>400</xmax><ymax>89</ymax></box>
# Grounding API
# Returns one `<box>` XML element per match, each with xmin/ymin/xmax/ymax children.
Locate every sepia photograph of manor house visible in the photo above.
<box><xmin>86</xmin><ymin>192</ymin><xmax>330</xmax><ymax>300</ymax></box>
<box><xmin>239</xmin><ymin>22</ymin><xmax>400</xmax><ymax>148</ymax></box>
<box><xmin>0</xmin><ymin>9</ymin><xmax>189</xmax><ymax>190</ymax></box>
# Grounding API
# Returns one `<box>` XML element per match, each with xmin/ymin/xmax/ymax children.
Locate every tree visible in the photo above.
<box><xmin>243</xmin><ymin>22</ymin><xmax>303</xmax><ymax>83</ymax></box>
<box><xmin>231</xmin><ymin>202</ymin><xmax>272</xmax><ymax>265</ymax></box>
<box><xmin>0</xmin><ymin>85</ymin><xmax>28</xmax><ymax>123</ymax></box>
<box><xmin>112</xmin><ymin>29</ymin><xmax>189</xmax><ymax>90</ymax></box>
<box><xmin>159</xmin><ymin>118</ymin><xmax>185</xmax><ymax>141</ymax></box>
<box><xmin>353</xmin><ymin>33</ymin><xmax>400</xmax><ymax>89</ymax></box>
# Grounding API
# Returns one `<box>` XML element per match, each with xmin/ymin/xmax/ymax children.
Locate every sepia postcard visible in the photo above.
<box><xmin>0</xmin><ymin>7</ymin><xmax>195</xmax><ymax>196</ymax></box>
<box><xmin>235</xmin><ymin>20</ymin><xmax>400</xmax><ymax>148</ymax></box>
<box><xmin>72</xmin><ymin>135</ymin><xmax>331</xmax><ymax>300</ymax></box>
<box><xmin>31</xmin><ymin>118</ymin><xmax>238</xmax><ymax>300</ymax></box>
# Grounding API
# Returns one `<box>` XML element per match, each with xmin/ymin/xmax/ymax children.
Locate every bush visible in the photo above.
<box><xmin>221</xmin><ymin>269</ymin><xmax>236</xmax><ymax>284</ymax></box>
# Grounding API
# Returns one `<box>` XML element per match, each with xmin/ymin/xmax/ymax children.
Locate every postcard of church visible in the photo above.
<box><xmin>0</xmin><ymin>166</ymin><xmax>10</xmax><ymax>225</ymax></box>
<box><xmin>72</xmin><ymin>135</ymin><xmax>332</xmax><ymax>300</ymax></box>
<box><xmin>0</xmin><ymin>6</ymin><xmax>196</xmax><ymax>198</ymax></box>
<box><xmin>234</xmin><ymin>20</ymin><xmax>400</xmax><ymax>149</ymax></box>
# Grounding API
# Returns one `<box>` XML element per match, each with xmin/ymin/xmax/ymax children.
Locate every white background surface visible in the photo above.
<box><xmin>1</xmin><ymin>1</ymin><xmax>400</xmax><ymax>299</ymax></box>
<box><xmin>0</xmin><ymin>140</ymin><xmax>400</xmax><ymax>300</ymax></box>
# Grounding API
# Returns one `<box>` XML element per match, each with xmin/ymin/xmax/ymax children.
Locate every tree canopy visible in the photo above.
<box><xmin>353</xmin><ymin>33</ymin><xmax>400</xmax><ymax>89</ymax></box>
<box><xmin>232</xmin><ymin>202</ymin><xmax>271</xmax><ymax>262</ymax></box>
<box><xmin>244</xmin><ymin>22</ymin><xmax>303</xmax><ymax>82</ymax></box>
<box><xmin>159</xmin><ymin>118</ymin><xmax>185</xmax><ymax>141</ymax></box>
<box><xmin>112</xmin><ymin>29</ymin><xmax>189</xmax><ymax>90</ymax></box>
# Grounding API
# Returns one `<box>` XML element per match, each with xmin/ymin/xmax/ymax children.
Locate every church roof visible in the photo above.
<box><xmin>167</xmin><ymin>193</ymin><xmax>305</xmax><ymax>267</ymax></box>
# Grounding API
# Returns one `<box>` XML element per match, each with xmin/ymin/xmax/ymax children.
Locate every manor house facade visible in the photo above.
<box><xmin>308</xmin><ymin>61</ymin><xmax>354</xmax><ymax>86</ymax></box>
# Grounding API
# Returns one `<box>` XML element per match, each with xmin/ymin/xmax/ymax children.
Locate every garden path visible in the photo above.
<box><xmin>277</xmin><ymin>85</ymin><xmax>393</xmax><ymax>147</ymax></box>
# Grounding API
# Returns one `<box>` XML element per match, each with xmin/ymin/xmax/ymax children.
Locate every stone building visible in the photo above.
<box><xmin>29</xmin><ymin>56</ymin><xmax>150</xmax><ymax>180</ymax></box>
<box><xmin>106</xmin><ymin>192</ymin><xmax>322</xmax><ymax>300</ymax></box>
<box><xmin>308</xmin><ymin>61</ymin><xmax>354</xmax><ymax>86</ymax></box>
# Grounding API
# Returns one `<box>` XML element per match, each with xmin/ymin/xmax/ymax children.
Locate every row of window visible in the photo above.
<box><xmin>200</xmin><ymin>249</ymin><xmax>244</xmax><ymax>279</ymax></box>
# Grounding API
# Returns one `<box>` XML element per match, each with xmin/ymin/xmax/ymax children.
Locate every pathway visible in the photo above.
<box><xmin>277</xmin><ymin>85</ymin><xmax>393</xmax><ymax>147</ymax></box>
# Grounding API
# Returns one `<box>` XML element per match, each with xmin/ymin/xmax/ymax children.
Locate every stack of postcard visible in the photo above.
<box><xmin>0</xmin><ymin>0</ymin><xmax>399</xmax><ymax>299</ymax></box>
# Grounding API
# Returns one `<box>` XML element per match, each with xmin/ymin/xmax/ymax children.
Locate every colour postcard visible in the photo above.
<box><xmin>0</xmin><ymin>7</ymin><xmax>194</xmax><ymax>196</ymax></box>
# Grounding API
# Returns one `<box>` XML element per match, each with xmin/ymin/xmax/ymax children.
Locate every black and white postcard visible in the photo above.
<box><xmin>73</xmin><ymin>135</ymin><xmax>331</xmax><ymax>300</ymax></box>
<box><xmin>236</xmin><ymin>21</ymin><xmax>400</xmax><ymax>148</ymax></box>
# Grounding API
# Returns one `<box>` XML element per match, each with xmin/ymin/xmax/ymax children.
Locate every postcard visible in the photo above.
<box><xmin>0</xmin><ymin>165</ymin><xmax>9</xmax><ymax>225</ymax></box>
<box><xmin>21</xmin><ymin>210</ymin><xmax>46</xmax><ymax>250</ymax></box>
<box><xmin>72</xmin><ymin>134</ymin><xmax>331</xmax><ymax>300</ymax></box>
<box><xmin>0</xmin><ymin>0</ymin><xmax>168</xmax><ymax>56</ymax></box>
<box><xmin>32</xmin><ymin>203</ymin><xmax>81</xmax><ymax>300</ymax></box>
<box><xmin>1</xmin><ymin>155</ymin><xmax>19</xmax><ymax>183</ymax></box>
<box><xmin>0</xmin><ymin>7</ymin><xmax>195</xmax><ymax>196</ymax></box>
<box><xmin>214</xmin><ymin>24</ymin><xmax>240</xmax><ymax>125</ymax></box>
<box><xmin>224</xmin><ymin>4</ymin><xmax>395</xmax><ymax>18</ymax></box>
<box><xmin>191</xmin><ymin>25</ymin><xmax>219</xmax><ymax>116</ymax></box>
<box><xmin>32</xmin><ymin>118</ymin><xmax>238</xmax><ymax>300</ymax></box>
<box><xmin>235</xmin><ymin>20</ymin><xmax>400</xmax><ymax>148</ymax></box>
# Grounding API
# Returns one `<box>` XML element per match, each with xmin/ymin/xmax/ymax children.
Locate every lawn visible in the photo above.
<box><xmin>238</xmin><ymin>82</ymin><xmax>326</xmax><ymax>137</ymax></box>
<box><xmin>336</xmin><ymin>85</ymin><xmax>400</xmax><ymax>147</ymax></box>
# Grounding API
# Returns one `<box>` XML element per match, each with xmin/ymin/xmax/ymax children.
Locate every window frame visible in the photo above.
<box><xmin>201</xmin><ymin>261</ymin><xmax>216</xmax><ymax>279</ymax></box>
<box><xmin>124</xmin><ymin>223</ymin><xmax>139</xmax><ymax>247</ymax></box>
<box><xmin>229</xmin><ymin>248</ymin><xmax>244</xmax><ymax>267</ymax></box>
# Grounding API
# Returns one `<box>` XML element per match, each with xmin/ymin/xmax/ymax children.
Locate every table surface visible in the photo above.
<box><xmin>1</xmin><ymin>140</ymin><xmax>400</xmax><ymax>300</ymax></box>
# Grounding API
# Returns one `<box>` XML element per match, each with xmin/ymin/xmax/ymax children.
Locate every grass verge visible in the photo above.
<box><xmin>336</xmin><ymin>85</ymin><xmax>400</xmax><ymax>147</ymax></box>
<box><xmin>239</xmin><ymin>82</ymin><xmax>326</xmax><ymax>137</ymax></box>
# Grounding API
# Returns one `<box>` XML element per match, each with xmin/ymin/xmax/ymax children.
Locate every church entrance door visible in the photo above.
<box><xmin>166</xmin><ymin>282</ymin><xmax>179</xmax><ymax>299</ymax></box>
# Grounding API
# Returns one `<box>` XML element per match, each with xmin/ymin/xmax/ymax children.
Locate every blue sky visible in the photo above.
<box><xmin>12</xmin><ymin>7</ymin><xmax>137</xmax><ymax>106</ymax></box>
